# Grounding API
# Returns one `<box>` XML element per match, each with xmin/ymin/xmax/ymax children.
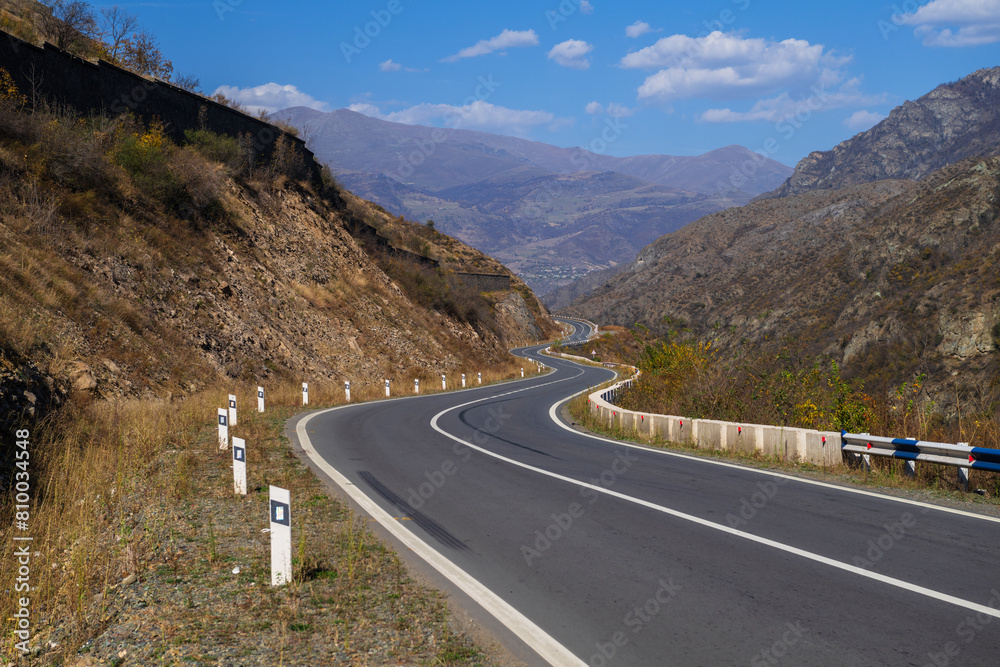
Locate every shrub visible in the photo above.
<box><xmin>183</xmin><ymin>128</ymin><xmax>245</xmax><ymax>172</ymax></box>
<box><xmin>264</xmin><ymin>134</ymin><xmax>308</xmax><ymax>181</ymax></box>
<box><xmin>113</xmin><ymin>119</ymin><xmax>188</xmax><ymax>212</ymax></box>
<box><xmin>377</xmin><ymin>255</ymin><xmax>497</xmax><ymax>335</ymax></box>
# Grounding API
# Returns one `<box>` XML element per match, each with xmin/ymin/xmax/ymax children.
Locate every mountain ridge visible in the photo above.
<box><xmin>764</xmin><ymin>66</ymin><xmax>1000</xmax><ymax>199</ymax></box>
<box><xmin>280</xmin><ymin>107</ymin><xmax>791</xmax><ymax>195</ymax></box>
<box><xmin>276</xmin><ymin>107</ymin><xmax>792</xmax><ymax>293</ymax></box>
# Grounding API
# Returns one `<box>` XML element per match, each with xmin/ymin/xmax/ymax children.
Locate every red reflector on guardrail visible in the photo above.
<box><xmin>970</xmin><ymin>454</ymin><xmax>976</xmax><ymax>463</ymax></box>
<box><xmin>867</xmin><ymin>443</ymin><xmax>873</xmax><ymax>449</ymax></box>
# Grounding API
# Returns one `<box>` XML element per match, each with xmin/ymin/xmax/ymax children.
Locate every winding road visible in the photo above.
<box><xmin>289</xmin><ymin>319</ymin><xmax>1000</xmax><ymax>666</ymax></box>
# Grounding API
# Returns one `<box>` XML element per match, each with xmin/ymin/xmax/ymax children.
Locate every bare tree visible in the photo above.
<box><xmin>173</xmin><ymin>74</ymin><xmax>202</xmax><ymax>94</ymax></box>
<box><xmin>99</xmin><ymin>6</ymin><xmax>139</xmax><ymax>61</ymax></box>
<box><xmin>41</xmin><ymin>1</ymin><xmax>98</xmax><ymax>52</ymax></box>
<box><xmin>120</xmin><ymin>30</ymin><xmax>173</xmax><ymax>80</ymax></box>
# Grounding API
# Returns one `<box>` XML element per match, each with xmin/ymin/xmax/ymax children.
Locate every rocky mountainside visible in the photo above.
<box><xmin>765</xmin><ymin>67</ymin><xmax>1000</xmax><ymax>199</ymax></box>
<box><xmin>564</xmin><ymin>155</ymin><xmax>1000</xmax><ymax>402</ymax></box>
<box><xmin>275</xmin><ymin>108</ymin><xmax>791</xmax><ymax>293</ymax></box>
<box><xmin>0</xmin><ymin>102</ymin><xmax>556</xmax><ymax>432</ymax></box>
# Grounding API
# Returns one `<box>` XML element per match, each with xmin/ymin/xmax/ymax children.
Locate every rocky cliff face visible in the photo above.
<box><xmin>765</xmin><ymin>67</ymin><xmax>1000</xmax><ymax>199</ymax></box>
<box><xmin>565</xmin><ymin>156</ymin><xmax>1000</xmax><ymax>402</ymax></box>
<box><xmin>0</xmin><ymin>176</ymin><xmax>554</xmax><ymax>425</ymax></box>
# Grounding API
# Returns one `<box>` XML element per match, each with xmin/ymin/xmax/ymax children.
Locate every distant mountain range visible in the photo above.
<box><xmin>561</xmin><ymin>66</ymin><xmax>1000</xmax><ymax>397</ymax></box>
<box><xmin>273</xmin><ymin>107</ymin><xmax>792</xmax><ymax>293</ymax></box>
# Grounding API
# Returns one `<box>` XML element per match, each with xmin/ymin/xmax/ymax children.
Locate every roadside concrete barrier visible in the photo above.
<box><xmin>588</xmin><ymin>375</ymin><xmax>842</xmax><ymax>466</ymax></box>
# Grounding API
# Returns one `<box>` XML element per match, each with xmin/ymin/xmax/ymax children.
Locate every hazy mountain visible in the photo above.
<box><xmin>279</xmin><ymin>108</ymin><xmax>791</xmax><ymax>194</ymax></box>
<box><xmin>274</xmin><ymin>107</ymin><xmax>792</xmax><ymax>293</ymax></box>
<box><xmin>765</xmin><ymin>67</ymin><xmax>1000</xmax><ymax>199</ymax></box>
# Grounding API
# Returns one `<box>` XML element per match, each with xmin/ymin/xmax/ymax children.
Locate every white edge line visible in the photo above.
<box><xmin>296</xmin><ymin>406</ymin><xmax>588</xmax><ymax>667</ymax></box>
<box><xmin>543</xmin><ymin>322</ymin><xmax>1000</xmax><ymax>526</ymax></box>
<box><xmin>292</xmin><ymin>319</ymin><xmax>1000</xmax><ymax>665</ymax></box>
<box><xmin>429</xmin><ymin>389</ymin><xmax>1000</xmax><ymax>621</ymax></box>
<box><xmin>545</xmin><ymin>388</ymin><xmax>1000</xmax><ymax>525</ymax></box>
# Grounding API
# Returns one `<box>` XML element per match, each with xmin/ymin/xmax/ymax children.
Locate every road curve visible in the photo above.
<box><xmin>289</xmin><ymin>318</ymin><xmax>1000</xmax><ymax>666</ymax></box>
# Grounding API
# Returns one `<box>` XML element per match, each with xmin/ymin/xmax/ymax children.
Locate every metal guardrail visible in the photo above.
<box><xmin>841</xmin><ymin>431</ymin><xmax>1000</xmax><ymax>490</ymax></box>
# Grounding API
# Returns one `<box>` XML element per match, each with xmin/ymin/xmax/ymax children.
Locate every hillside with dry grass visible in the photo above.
<box><xmin>0</xmin><ymin>94</ymin><xmax>555</xmax><ymax>412</ymax></box>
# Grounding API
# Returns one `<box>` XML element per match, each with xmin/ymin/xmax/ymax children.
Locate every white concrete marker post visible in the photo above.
<box><xmin>257</xmin><ymin>386</ymin><xmax>265</xmax><ymax>413</ymax></box>
<box><xmin>478</xmin><ymin>372</ymin><xmax>482</xmax><ymax>385</ymax></box>
<box><xmin>442</xmin><ymin>374</ymin><xmax>446</xmax><ymax>390</ymax></box>
<box><xmin>217</xmin><ymin>408</ymin><xmax>229</xmax><ymax>450</ymax></box>
<box><xmin>462</xmin><ymin>373</ymin><xmax>466</xmax><ymax>388</ymax></box>
<box><xmin>302</xmin><ymin>382</ymin><xmax>309</xmax><ymax>406</ymax></box>
<box><xmin>232</xmin><ymin>437</ymin><xmax>247</xmax><ymax>496</ymax></box>
<box><xmin>415</xmin><ymin>379</ymin><xmax>419</xmax><ymax>394</ymax></box>
<box><xmin>228</xmin><ymin>394</ymin><xmax>238</xmax><ymax>427</ymax></box>
<box><xmin>521</xmin><ymin>368</ymin><xmax>524</xmax><ymax>378</ymax></box>
<box><xmin>345</xmin><ymin>381</ymin><xmax>351</xmax><ymax>402</ymax></box>
<box><xmin>269</xmin><ymin>486</ymin><xmax>292</xmax><ymax>586</ymax></box>
<box><xmin>385</xmin><ymin>379</ymin><xmax>390</xmax><ymax>397</ymax></box>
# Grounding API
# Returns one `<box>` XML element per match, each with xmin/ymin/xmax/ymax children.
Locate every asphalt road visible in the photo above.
<box><xmin>290</xmin><ymin>319</ymin><xmax>1000</xmax><ymax>666</ymax></box>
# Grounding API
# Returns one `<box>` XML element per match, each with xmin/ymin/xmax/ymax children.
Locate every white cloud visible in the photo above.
<box><xmin>842</xmin><ymin>110</ymin><xmax>886</xmax><ymax>131</ymax></box>
<box><xmin>626</xmin><ymin>20</ymin><xmax>653</xmax><ymax>38</ymax></box>
<box><xmin>895</xmin><ymin>0</ymin><xmax>1000</xmax><ymax>46</ymax></box>
<box><xmin>620</xmin><ymin>32</ymin><xmax>851</xmax><ymax>104</ymax></box>
<box><xmin>584</xmin><ymin>101</ymin><xmax>634</xmax><ymax>117</ymax></box>
<box><xmin>347</xmin><ymin>102</ymin><xmax>384</xmax><ymax>117</ymax></box>
<box><xmin>213</xmin><ymin>83</ymin><xmax>329</xmax><ymax>115</ymax></box>
<box><xmin>580</xmin><ymin>1</ymin><xmax>594</xmax><ymax>14</ymax></box>
<box><xmin>442</xmin><ymin>29</ymin><xmax>539</xmax><ymax>62</ymax></box>
<box><xmin>548</xmin><ymin>39</ymin><xmax>593</xmax><ymax>69</ymax></box>
<box><xmin>699</xmin><ymin>78</ymin><xmax>884</xmax><ymax>123</ymax></box>
<box><xmin>607</xmin><ymin>103</ymin><xmax>634</xmax><ymax>117</ymax></box>
<box><xmin>379</xmin><ymin>59</ymin><xmax>425</xmax><ymax>73</ymax></box>
<box><xmin>350</xmin><ymin>100</ymin><xmax>563</xmax><ymax>136</ymax></box>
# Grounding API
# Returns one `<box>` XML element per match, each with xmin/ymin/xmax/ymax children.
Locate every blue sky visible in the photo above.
<box><xmin>106</xmin><ymin>0</ymin><xmax>999</xmax><ymax>167</ymax></box>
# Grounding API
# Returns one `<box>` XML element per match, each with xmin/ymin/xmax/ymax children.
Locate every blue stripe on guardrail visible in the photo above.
<box><xmin>889</xmin><ymin>439</ymin><xmax>920</xmax><ymax>453</ymax></box>
<box><xmin>971</xmin><ymin>447</ymin><xmax>1000</xmax><ymax>463</ymax></box>
<box><xmin>971</xmin><ymin>460</ymin><xmax>1000</xmax><ymax>473</ymax></box>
